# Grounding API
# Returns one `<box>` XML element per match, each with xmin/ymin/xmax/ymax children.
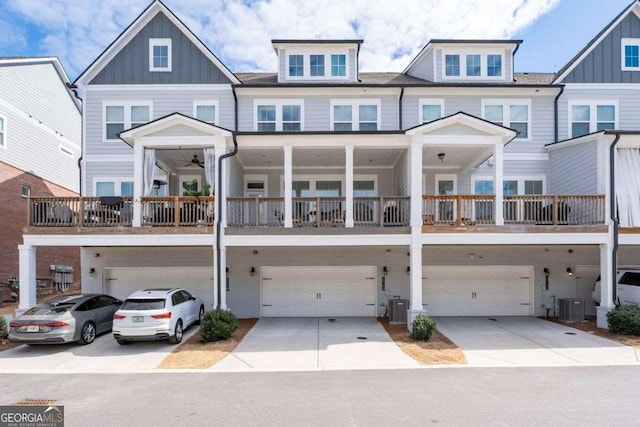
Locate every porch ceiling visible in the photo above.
<box><xmin>423</xmin><ymin>145</ymin><xmax>491</xmax><ymax>169</ymax></box>
<box><xmin>156</xmin><ymin>148</ymin><xmax>205</xmax><ymax>172</ymax></box>
<box><xmin>237</xmin><ymin>147</ymin><xmax>404</xmax><ymax>168</ymax></box>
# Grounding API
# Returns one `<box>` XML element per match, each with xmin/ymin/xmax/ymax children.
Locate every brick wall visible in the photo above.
<box><xmin>0</xmin><ymin>161</ymin><xmax>80</xmax><ymax>286</ymax></box>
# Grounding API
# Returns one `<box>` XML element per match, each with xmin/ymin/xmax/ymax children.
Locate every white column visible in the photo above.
<box><xmin>408</xmin><ymin>240</ymin><xmax>425</xmax><ymax>329</ymax></box>
<box><xmin>132</xmin><ymin>142</ymin><xmax>144</xmax><ymax>227</ymax></box>
<box><xmin>597</xmin><ymin>242</ymin><xmax>615</xmax><ymax>328</ymax></box>
<box><xmin>212</xmin><ymin>246</ymin><xmax>219</xmax><ymax>310</ymax></box>
<box><xmin>284</xmin><ymin>145</ymin><xmax>293</xmax><ymax>228</ymax></box>
<box><xmin>409</xmin><ymin>140</ymin><xmax>423</xmax><ymax>227</ymax></box>
<box><xmin>214</xmin><ymin>141</ymin><xmax>227</xmax><ymax>227</ymax></box>
<box><xmin>493</xmin><ymin>143</ymin><xmax>504</xmax><ymax>226</ymax></box>
<box><xmin>18</xmin><ymin>245</ymin><xmax>37</xmax><ymax>315</ymax></box>
<box><xmin>219</xmin><ymin>246</ymin><xmax>228</xmax><ymax>310</ymax></box>
<box><xmin>345</xmin><ymin>145</ymin><xmax>354</xmax><ymax>228</ymax></box>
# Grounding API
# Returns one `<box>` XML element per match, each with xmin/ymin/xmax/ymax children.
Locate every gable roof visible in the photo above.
<box><xmin>405</xmin><ymin>111</ymin><xmax>517</xmax><ymax>143</ymax></box>
<box><xmin>553</xmin><ymin>0</ymin><xmax>639</xmax><ymax>83</ymax></box>
<box><xmin>119</xmin><ymin>112</ymin><xmax>232</xmax><ymax>145</ymax></box>
<box><xmin>74</xmin><ymin>0</ymin><xmax>240</xmax><ymax>86</ymax></box>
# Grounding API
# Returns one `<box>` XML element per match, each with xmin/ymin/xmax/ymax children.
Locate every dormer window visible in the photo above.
<box><xmin>443</xmin><ymin>51</ymin><xmax>505</xmax><ymax>80</ymax></box>
<box><xmin>310</xmin><ymin>55</ymin><xmax>325</xmax><ymax>76</ymax></box>
<box><xmin>622</xmin><ymin>38</ymin><xmax>640</xmax><ymax>70</ymax></box>
<box><xmin>289</xmin><ymin>54</ymin><xmax>304</xmax><ymax>76</ymax></box>
<box><xmin>445</xmin><ymin>54</ymin><xmax>460</xmax><ymax>76</ymax></box>
<box><xmin>487</xmin><ymin>55</ymin><xmax>502</xmax><ymax>76</ymax></box>
<box><xmin>466</xmin><ymin>55</ymin><xmax>481</xmax><ymax>76</ymax></box>
<box><xmin>149</xmin><ymin>39</ymin><xmax>172</xmax><ymax>72</ymax></box>
<box><xmin>331</xmin><ymin>54</ymin><xmax>346</xmax><ymax>77</ymax></box>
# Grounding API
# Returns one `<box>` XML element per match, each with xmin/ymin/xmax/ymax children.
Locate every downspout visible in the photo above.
<box><xmin>553</xmin><ymin>85</ymin><xmax>565</xmax><ymax>142</ymax></box>
<box><xmin>609</xmin><ymin>133</ymin><xmax>621</xmax><ymax>306</ymax></box>
<box><xmin>215</xmin><ymin>87</ymin><xmax>239</xmax><ymax>310</ymax></box>
<box><xmin>398</xmin><ymin>87</ymin><xmax>405</xmax><ymax>130</ymax></box>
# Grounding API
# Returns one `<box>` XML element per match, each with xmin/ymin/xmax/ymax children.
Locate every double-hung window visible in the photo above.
<box><xmin>466</xmin><ymin>54</ymin><xmax>481</xmax><ymax>76</ymax></box>
<box><xmin>0</xmin><ymin>115</ymin><xmax>5</xmax><ymax>148</ymax></box>
<box><xmin>570</xmin><ymin>102</ymin><xmax>616</xmax><ymax>138</ymax></box>
<box><xmin>487</xmin><ymin>55</ymin><xmax>502</xmax><ymax>76</ymax></box>
<box><xmin>255</xmin><ymin>100</ymin><xmax>303</xmax><ymax>131</ymax></box>
<box><xmin>95</xmin><ymin>179</ymin><xmax>134</xmax><ymax>197</ymax></box>
<box><xmin>194</xmin><ymin>101</ymin><xmax>218</xmax><ymax>125</ymax></box>
<box><xmin>420</xmin><ymin>99</ymin><xmax>444</xmax><ymax>123</ymax></box>
<box><xmin>331</xmin><ymin>100</ymin><xmax>380</xmax><ymax>131</ymax></box>
<box><xmin>482</xmin><ymin>100</ymin><xmax>531</xmax><ymax>139</ymax></box>
<box><xmin>149</xmin><ymin>39</ymin><xmax>171</xmax><ymax>72</ymax></box>
<box><xmin>103</xmin><ymin>102</ymin><xmax>151</xmax><ymax>141</ymax></box>
<box><xmin>331</xmin><ymin>54</ymin><xmax>346</xmax><ymax>77</ymax></box>
<box><xmin>289</xmin><ymin>54</ymin><xmax>304</xmax><ymax>77</ymax></box>
<box><xmin>445</xmin><ymin>54</ymin><xmax>460</xmax><ymax>76</ymax></box>
<box><xmin>310</xmin><ymin>55</ymin><xmax>325</xmax><ymax>76</ymax></box>
<box><xmin>622</xmin><ymin>38</ymin><xmax>640</xmax><ymax>70</ymax></box>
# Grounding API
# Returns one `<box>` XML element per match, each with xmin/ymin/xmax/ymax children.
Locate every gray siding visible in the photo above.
<box><xmin>548</xmin><ymin>141</ymin><xmax>599</xmax><ymax>194</ymax></box>
<box><xmin>85</xmin><ymin>161</ymin><xmax>134</xmax><ymax>196</ymax></box>
<box><xmin>84</xmin><ymin>87</ymin><xmax>234</xmax><ymax>157</ymax></box>
<box><xmin>90</xmin><ymin>12</ymin><xmax>233</xmax><ymax>85</ymax></box>
<box><xmin>394</xmin><ymin>150</ymin><xmax>408</xmax><ymax>196</ymax></box>
<box><xmin>561</xmin><ymin>13</ymin><xmax>640</xmax><ymax>84</ymax></box>
<box><xmin>228</xmin><ymin>155</ymin><xmax>243</xmax><ymax>197</ymax></box>
<box><xmin>406</xmin><ymin>49</ymin><xmax>434</xmax><ymax>81</ymax></box>
<box><xmin>0</xmin><ymin>62</ymin><xmax>80</xmax><ymax>191</ymax></box>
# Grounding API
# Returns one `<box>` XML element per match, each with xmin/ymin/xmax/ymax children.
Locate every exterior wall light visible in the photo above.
<box><xmin>566</xmin><ymin>267</ymin><xmax>573</xmax><ymax>277</ymax></box>
<box><xmin>383</xmin><ymin>266</ymin><xmax>388</xmax><ymax>276</ymax></box>
<box><xmin>406</xmin><ymin>266</ymin><xmax>411</xmax><ymax>275</ymax></box>
<box><xmin>250</xmin><ymin>267</ymin><xmax>255</xmax><ymax>276</ymax></box>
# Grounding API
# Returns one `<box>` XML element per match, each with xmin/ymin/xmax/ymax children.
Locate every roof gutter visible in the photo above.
<box><xmin>553</xmin><ymin>85</ymin><xmax>565</xmax><ymax>142</ymax></box>
<box><xmin>609</xmin><ymin>133</ymin><xmax>621</xmax><ymax>306</ymax></box>
<box><xmin>215</xmin><ymin>88</ymin><xmax>239</xmax><ymax>310</ymax></box>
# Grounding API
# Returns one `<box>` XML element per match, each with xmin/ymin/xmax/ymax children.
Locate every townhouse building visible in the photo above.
<box><xmin>18</xmin><ymin>0</ymin><xmax>640</xmax><ymax>329</ymax></box>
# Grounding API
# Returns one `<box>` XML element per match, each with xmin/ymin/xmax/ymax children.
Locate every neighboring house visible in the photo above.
<box><xmin>0</xmin><ymin>57</ymin><xmax>81</xmax><ymax>289</ymax></box>
<box><xmin>17</xmin><ymin>0</ymin><xmax>640</xmax><ymax>329</ymax></box>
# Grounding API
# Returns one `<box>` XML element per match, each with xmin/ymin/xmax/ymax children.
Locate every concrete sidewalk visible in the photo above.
<box><xmin>209</xmin><ymin>317</ymin><xmax>420</xmax><ymax>372</ymax></box>
<box><xmin>435</xmin><ymin>317</ymin><xmax>640</xmax><ymax>367</ymax></box>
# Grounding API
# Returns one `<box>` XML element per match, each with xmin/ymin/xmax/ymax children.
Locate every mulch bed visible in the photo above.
<box><xmin>543</xmin><ymin>317</ymin><xmax>640</xmax><ymax>349</ymax></box>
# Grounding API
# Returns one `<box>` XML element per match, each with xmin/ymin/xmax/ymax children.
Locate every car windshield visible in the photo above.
<box><xmin>121</xmin><ymin>299</ymin><xmax>165</xmax><ymax>310</ymax></box>
<box><xmin>23</xmin><ymin>303</ymin><xmax>75</xmax><ymax>315</ymax></box>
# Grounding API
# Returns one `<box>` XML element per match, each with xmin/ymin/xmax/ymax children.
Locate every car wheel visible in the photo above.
<box><xmin>116</xmin><ymin>339</ymin><xmax>129</xmax><ymax>345</ymax></box>
<box><xmin>79</xmin><ymin>322</ymin><xmax>96</xmax><ymax>345</ymax></box>
<box><xmin>169</xmin><ymin>320</ymin><xmax>183</xmax><ymax>344</ymax></box>
<box><xmin>197</xmin><ymin>306</ymin><xmax>205</xmax><ymax>325</ymax></box>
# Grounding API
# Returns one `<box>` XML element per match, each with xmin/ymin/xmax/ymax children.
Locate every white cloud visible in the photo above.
<box><xmin>2</xmin><ymin>0</ymin><xmax>560</xmax><ymax>79</ymax></box>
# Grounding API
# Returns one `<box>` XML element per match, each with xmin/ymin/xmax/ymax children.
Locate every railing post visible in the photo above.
<box><xmin>26</xmin><ymin>197</ymin><xmax>32</xmax><ymax>226</ymax></box>
<box><xmin>456</xmin><ymin>195</ymin><xmax>462</xmax><ymax>225</ymax></box>
<box><xmin>379</xmin><ymin>197</ymin><xmax>384</xmax><ymax>227</ymax></box>
<box><xmin>553</xmin><ymin>195</ymin><xmax>558</xmax><ymax>225</ymax></box>
<box><xmin>316</xmin><ymin>197</ymin><xmax>320</xmax><ymax>227</ymax></box>
<box><xmin>255</xmin><ymin>197</ymin><xmax>260</xmax><ymax>226</ymax></box>
<box><xmin>174</xmin><ymin>198</ymin><xmax>180</xmax><ymax>227</ymax></box>
<box><xmin>78</xmin><ymin>197</ymin><xmax>84</xmax><ymax>228</ymax></box>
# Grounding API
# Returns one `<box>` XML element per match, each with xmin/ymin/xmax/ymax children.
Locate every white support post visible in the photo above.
<box><xmin>17</xmin><ymin>245</ymin><xmax>37</xmax><ymax>315</ymax></box>
<box><xmin>132</xmin><ymin>143</ymin><xmax>144</xmax><ymax>227</ymax></box>
<box><xmin>212</xmin><ymin>246</ymin><xmax>219</xmax><ymax>311</ymax></box>
<box><xmin>345</xmin><ymin>145</ymin><xmax>354</xmax><ymax>228</ymax></box>
<box><xmin>284</xmin><ymin>145</ymin><xmax>293</xmax><ymax>228</ymax></box>
<box><xmin>493</xmin><ymin>143</ymin><xmax>504</xmax><ymax>226</ymax></box>
<box><xmin>214</xmin><ymin>141</ymin><xmax>227</xmax><ymax>227</ymax></box>
<box><xmin>410</xmin><ymin>140</ymin><xmax>423</xmax><ymax>227</ymax></box>
<box><xmin>597</xmin><ymin>242</ymin><xmax>615</xmax><ymax>328</ymax></box>
<box><xmin>408</xmin><ymin>241</ymin><xmax>425</xmax><ymax>329</ymax></box>
<box><xmin>219</xmin><ymin>246</ymin><xmax>228</xmax><ymax>311</ymax></box>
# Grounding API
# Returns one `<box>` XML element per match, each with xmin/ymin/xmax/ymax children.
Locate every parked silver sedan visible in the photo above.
<box><xmin>9</xmin><ymin>294</ymin><xmax>122</xmax><ymax>345</ymax></box>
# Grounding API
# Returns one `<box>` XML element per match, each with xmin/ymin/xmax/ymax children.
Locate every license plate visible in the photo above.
<box><xmin>132</xmin><ymin>316</ymin><xmax>144</xmax><ymax>323</ymax></box>
<box><xmin>27</xmin><ymin>325</ymin><xmax>39</xmax><ymax>333</ymax></box>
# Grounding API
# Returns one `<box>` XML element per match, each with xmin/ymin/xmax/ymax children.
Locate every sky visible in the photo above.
<box><xmin>0</xmin><ymin>0</ymin><xmax>635</xmax><ymax>80</ymax></box>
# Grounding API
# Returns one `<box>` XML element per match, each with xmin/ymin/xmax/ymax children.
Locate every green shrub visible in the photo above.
<box><xmin>607</xmin><ymin>305</ymin><xmax>640</xmax><ymax>336</ymax></box>
<box><xmin>0</xmin><ymin>317</ymin><xmax>8</xmax><ymax>340</ymax></box>
<box><xmin>410</xmin><ymin>314</ymin><xmax>436</xmax><ymax>341</ymax></box>
<box><xmin>199</xmin><ymin>309</ymin><xmax>238</xmax><ymax>342</ymax></box>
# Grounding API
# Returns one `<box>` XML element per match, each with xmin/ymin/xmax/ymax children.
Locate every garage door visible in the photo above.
<box><xmin>422</xmin><ymin>266</ymin><xmax>533</xmax><ymax>316</ymax></box>
<box><xmin>103</xmin><ymin>267</ymin><xmax>215</xmax><ymax>310</ymax></box>
<box><xmin>261</xmin><ymin>266</ymin><xmax>377</xmax><ymax>317</ymax></box>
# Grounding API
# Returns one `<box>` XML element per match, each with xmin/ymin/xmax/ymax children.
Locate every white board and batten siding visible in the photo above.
<box><xmin>103</xmin><ymin>267</ymin><xmax>215</xmax><ymax>310</ymax></box>
<box><xmin>422</xmin><ymin>266</ymin><xmax>534</xmax><ymax>316</ymax></box>
<box><xmin>261</xmin><ymin>266</ymin><xmax>377</xmax><ymax>317</ymax></box>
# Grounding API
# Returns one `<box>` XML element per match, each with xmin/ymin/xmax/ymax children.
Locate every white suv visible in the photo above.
<box><xmin>112</xmin><ymin>288</ymin><xmax>205</xmax><ymax>345</ymax></box>
<box><xmin>592</xmin><ymin>269</ymin><xmax>640</xmax><ymax>306</ymax></box>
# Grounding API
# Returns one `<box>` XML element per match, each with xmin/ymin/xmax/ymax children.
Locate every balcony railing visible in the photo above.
<box><xmin>226</xmin><ymin>196</ymin><xmax>410</xmax><ymax>227</ymax></box>
<box><xmin>141</xmin><ymin>196</ymin><xmax>214</xmax><ymax>226</ymax></box>
<box><xmin>422</xmin><ymin>195</ymin><xmax>605</xmax><ymax>225</ymax></box>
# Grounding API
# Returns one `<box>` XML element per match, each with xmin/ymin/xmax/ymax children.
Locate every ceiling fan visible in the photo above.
<box><xmin>184</xmin><ymin>154</ymin><xmax>204</xmax><ymax>168</ymax></box>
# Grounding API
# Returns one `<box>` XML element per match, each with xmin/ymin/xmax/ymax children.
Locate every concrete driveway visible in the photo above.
<box><xmin>210</xmin><ymin>317</ymin><xmax>419</xmax><ymax>372</ymax></box>
<box><xmin>0</xmin><ymin>327</ymin><xmax>199</xmax><ymax>373</ymax></box>
<box><xmin>435</xmin><ymin>317</ymin><xmax>640</xmax><ymax>367</ymax></box>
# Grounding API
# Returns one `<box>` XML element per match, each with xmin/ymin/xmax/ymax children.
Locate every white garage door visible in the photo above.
<box><xmin>261</xmin><ymin>266</ymin><xmax>377</xmax><ymax>317</ymax></box>
<box><xmin>103</xmin><ymin>267</ymin><xmax>215</xmax><ymax>310</ymax></box>
<box><xmin>422</xmin><ymin>266</ymin><xmax>533</xmax><ymax>316</ymax></box>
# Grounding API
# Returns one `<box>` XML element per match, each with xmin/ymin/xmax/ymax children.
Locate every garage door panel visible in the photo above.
<box><xmin>422</xmin><ymin>266</ymin><xmax>532</xmax><ymax>316</ymax></box>
<box><xmin>261</xmin><ymin>267</ymin><xmax>376</xmax><ymax>317</ymax></box>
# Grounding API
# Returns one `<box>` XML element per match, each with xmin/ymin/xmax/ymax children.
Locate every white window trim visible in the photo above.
<box><xmin>281</xmin><ymin>174</ymin><xmax>378</xmax><ymax>197</ymax></box>
<box><xmin>471</xmin><ymin>174</ymin><xmax>546</xmax><ymax>194</ymax></box>
<box><xmin>481</xmin><ymin>98</ymin><xmax>532</xmax><ymax>141</ymax></box>
<box><xmin>193</xmin><ymin>100</ymin><xmax>219</xmax><ymax>125</ymax></box>
<box><xmin>244</xmin><ymin>174</ymin><xmax>269</xmax><ymax>197</ymax></box>
<box><xmin>0</xmin><ymin>113</ymin><xmax>6</xmax><ymax>149</ymax></box>
<box><xmin>253</xmin><ymin>99</ymin><xmax>304</xmax><ymax>132</ymax></box>
<box><xmin>149</xmin><ymin>38</ymin><xmax>172</xmax><ymax>72</ymax></box>
<box><xmin>59</xmin><ymin>144</ymin><xmax>74</xmax><ymax>158</ymax></box>
<box><xmin>442</xmin><ymin>50</ymin><xmax>505</xmax><ymax>80</ymax></box>
<box><xmin>329</xmin><ymin>99</ymin><xmax>381</xmax><ymax>131</ymax></box>
<box><xmin>93</xmin><ymin>177</ymin><xmax>134</xmax><ymax>197</ymax></box>
<box><xmin>284</xmin><ymin>50</ymin><xmax>349</xmax><ymax>81</ymax></box>
<box><xmin>435</xmin><ymin>174</ymin><xmax>457</xmax><ymax>195</ymax></box>
<box><xmin>102</xmin><ymin>101</ymin><xmax>153</xmax><ymax>142</ymax></box>
<box><xmin>621</xmin><ymin>38</ymin><xmax>640</xmax><ymax>71</ymax></box>
<box><xmin>567</xmin><ymin>100</ymin><xmax>618</xmax><ymax>138</ymax></box>
<box><xmin>21</xmin><ymin>185</ymin><xmax>31</xmax><ymax>198</ymax></box>
<box><xmin>419</xmin><ymin>98</ymin><xmax>445</xmax><ymax>123</ymax></box>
